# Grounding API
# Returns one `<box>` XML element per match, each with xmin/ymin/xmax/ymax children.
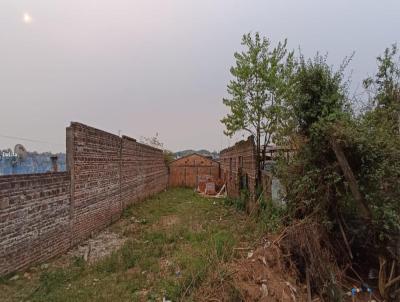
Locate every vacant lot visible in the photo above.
<box><xmin>1</xmin><ymin>188</ymin><xmax>264</xmax><ymax>302</ymax></box>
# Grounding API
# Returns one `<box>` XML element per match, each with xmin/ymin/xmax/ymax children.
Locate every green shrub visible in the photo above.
<box><xmin>258</xmin><ymin>198</ymin><xmax>285</xmax><ymax>232</ymax></box>
<box><xmin>223</xmin><ymin>189</ymin><xmax>248</xmax><ymax>211</ymax></box>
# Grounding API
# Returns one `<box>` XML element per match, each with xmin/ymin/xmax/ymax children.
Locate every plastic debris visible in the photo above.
<box><xmin>261</xmin><ymin>283</ymin><xmax>269</xmax><ymax>297</ymax></box>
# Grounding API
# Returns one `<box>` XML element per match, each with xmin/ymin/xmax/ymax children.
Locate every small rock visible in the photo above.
<box><xmin>23</xmin><ymin>272</ymin><xmax>31</xmax><ymax>279</ymax></box>
<box><xmin>261</xmin><ymin>283</ymin><xmax>269</xmax><ymax>297</ymax></box>
<box><xmin>264</xmin><ymin>241</ymin><xmax>271</xmax><ymax>248</ymax></box>
<box><xmin>93</xmin><ymin>278</ymin><xmax>99</xmax><ymax>282</ymax></box>
<box><xmin>247</xmin><ymin>251</ymin><xmax>254</xmax><ymax>258</ymax></box>
<box><xmin>41</xmin><ymin>263</ymin><xmax>49</xmax><ymax>269</ymax></box>
<box><xmin>9</xmin><ymin>275</ymin><xmax>19</xmax><ymax>281</ymax></box>
<box><xmin>175</xmin><ymin>270</ymin><xmax>181</xmax><ymax>277</ymax></box>
<box><xmin>258</xmin><ymin>256</ymin><xmax>267</xmax><ymax>265</ymax></box>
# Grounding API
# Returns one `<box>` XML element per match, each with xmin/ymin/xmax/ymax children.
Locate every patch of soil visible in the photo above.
<box><xmin>195</xmin><ymin>237</ymin><xmax>309</xmax><ymax>302</ymax></box>
<box><xmin>67</xmin><ymin>230</ymin><xmax>127</xmax><ymax>264</ymax></box>
<box><xmin>159</xmin><ymin>258</ymin><xmax>174</xmax><ymax>276</ymax></box>
<box><xmin>189</xmin><ymin>221</ymin><xmax>204</xmax><ymax>232</ymax></box>
<box><xmin>229</xmin><ymin>240</ymin><xmax>308</xmax><ymax>302</ymax></box>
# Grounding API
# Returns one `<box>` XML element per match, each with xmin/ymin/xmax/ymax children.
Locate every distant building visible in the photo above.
<box><xmin>0</xmin><ymin>152</ymin><xmax>66</xmax><ymax>175</ymax></box>
<box><xmin>169</xmin><ymin>153</ymin><xmax>220</xmax><ymax>188</ymax></box>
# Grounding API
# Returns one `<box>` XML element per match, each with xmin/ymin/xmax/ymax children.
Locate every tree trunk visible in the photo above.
<box><xmin>256</xmin><ymin>129</ymin><xmax>262</xmax><ymax>187</ymax></box>
<box><xmin>329</xmin><ymin>137</ymin><xmax>372</xmax><ymax>221</ymax></box>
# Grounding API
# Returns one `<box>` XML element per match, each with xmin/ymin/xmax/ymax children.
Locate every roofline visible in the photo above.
<box><xmin>220</xmin><ymin>135</ymin><xmax>255</xmax><ymax>154</ymax></box>
<box><xmin>170</xmin><ymin>152</ymin><xmax>219</xmax><ymax>164</ymax></box>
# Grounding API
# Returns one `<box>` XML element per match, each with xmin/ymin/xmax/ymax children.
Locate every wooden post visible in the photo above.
<box><xmin>306</xmin><ymin>267</ymin><xmax>312</xmax><ymax>302</ymax></box>
<box><xmin>330</xmin><ymin>137</ymin><xmax>372</xmax><ymax>220</ymax></box>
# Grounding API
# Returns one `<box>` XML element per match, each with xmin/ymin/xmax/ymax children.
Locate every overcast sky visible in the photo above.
<box><xmin>0</xmin><ymin>1</ymin><xmax>399</xmax><ymax>153</ymax></box>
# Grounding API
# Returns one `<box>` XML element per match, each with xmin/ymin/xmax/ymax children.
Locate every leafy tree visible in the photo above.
<box><xmin>140</xmin><ymin>133</ymin><xmax>175</xmax><ymax>164</ymax></box>
<box><xmin>162</xmin><ymin>150</ymin><xmax>175</xmax><ymax>164</ymax></box>
<box><xmin>140</xmin><ymin>133</ymin><xmax>164</xmax><ymax>149</ymax></box>
<box><xmin>276</xmin><ymin>53</ymin><xmax>353</xmax><ymax>217</ymax></box>
<box><xmin>364</xmin><ymin>44</ymin><xmax>400</xmax><ymax>134</ymax></box>
<box><xmin>358</xmin><ymin>45</ymin><xmax>400</xmax><ymax>242</ymax></box>
<box><xmin>291</xmin><ymin>54</ymin><xmax>351</xmax><ymax>135</ymax></box>
<box><xmin>221</xmin><ymin>32</ymin><xmax>294</xmax><ymax>181</ymax></box>
<box><xmin>221</xmin><ymin>36</ymin><xmax>400</xmax><ymax>299</ymax></box>
<box><xmin>275</xmin><ymin>51</ymin><xmax>400</xmax><ymax>300</ymax></box>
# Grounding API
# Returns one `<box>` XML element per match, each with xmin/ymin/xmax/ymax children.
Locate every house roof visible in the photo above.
<box><xmin>170</xmin><ymin>153</ymin><xmax>219</xmax><ymax>165</ymax></box>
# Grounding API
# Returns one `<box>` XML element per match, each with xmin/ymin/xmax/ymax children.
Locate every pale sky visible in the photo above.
<box><xmin>0</xmin><ymin>0</ymin><xmax>399</xmax><ymax>153</ymax></box>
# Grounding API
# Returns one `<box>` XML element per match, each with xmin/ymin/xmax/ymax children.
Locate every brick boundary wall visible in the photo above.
<box><xmin>219</xmin><ymin>136</ymin><xmax>257</xmax><ymax>211</ymax></box>
<box><xmin>121</xmin><ymin>135</ymin><xmax>168</xmax><ymax>208</ymax></box>
<box><xmin>0</xmin><ymin>172</ymin><xmax>71</xmax><ymax>276</ymax></box>
<box><xmin>169</xmin><ymin>154</ymin><xmax>220</xmax><ymax>188</ymax></box>
<box><xmin>0</xmin><ymin>122</ymin><xmax>168</xmax><ymax>276</ymax></box>
<box><xmin>68</xmin><ymin>122</ymin><xmax>124</xmax><ymax>244</ymax></box>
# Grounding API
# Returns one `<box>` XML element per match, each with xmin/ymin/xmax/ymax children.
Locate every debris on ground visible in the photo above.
<box><xmin>227</xmin><ymin>239</ymin><xmax>308</xmax><ymax>302</ymax></box>
<box><xmin>195</xmin><ymin>236</ymin><xmax>308</xmax><ymax>302</ymax></box>
<box><xmin>9</xmin><ymin>275</ymin><xmax>19</xmax><ymax>281</ymax></box>
<box><xmin>196</xmin><ymin>175</ymin><xmax>226</xmax><ymax>197</ymax></box>
<box><xmin>67</xmin><ymin>230</ymin><xmax>127</xmax><ymax>264</ymax></box>
<box><xmin>130</xmin><ymin>216</ymin><xmax>147</xmax><ymax>224</ymax></box>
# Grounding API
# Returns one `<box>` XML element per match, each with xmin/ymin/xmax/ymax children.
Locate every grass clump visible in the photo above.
<box><xmin>212</xmin><ymin>231</ymin><xmax>236</xmax><ymax>261</ymax></box>
<box><xmin>258</xmin><ymin>198</ymin><xmax>286</xmax><ymax>232</ymax></box>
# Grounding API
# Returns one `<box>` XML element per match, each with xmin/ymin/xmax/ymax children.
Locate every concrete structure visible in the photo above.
<box><xmin>0</xmin><ymin>122</ymin><xmax>168</xmax><ymax>276</ymax></box>
<box><xmin>169</xmin><ymin>153</ymin><xmax>220</xmax><ymax>188</ymax></box>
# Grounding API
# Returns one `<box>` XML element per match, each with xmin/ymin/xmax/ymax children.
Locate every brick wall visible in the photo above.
<box><xmin>169</xmin><ymin>154</ymin><xmax>220</xmax><ymax>188</ymax></box>
<box><xmin>0</xmin><ymin>172</ymin><xmax>70</xmax><ymax>275</ymax></box>
<box><xmin>68</xmin><ymin>122</ymin><xmax>123</xmax><ymax>244</ymax></box>
<box><xmin>0</xmin><ymin>122</ymin><xmax>168</xmax><ymax>276</ymax></box>
<box><xmin>121</xmin><ymin>135</ymin><xmax>168</xmax><ymax>208</ymax></box>
<box><xmin>220</xmin><ymin>136</ymin><xmax>257</xmax><ymax>210</ymax></box>
<box><xmin>68</xmin><ymin>122</ymin><xmax>168</xmax><ymax>244</ymax></box>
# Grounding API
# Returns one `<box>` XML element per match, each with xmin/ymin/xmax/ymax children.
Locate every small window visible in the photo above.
<box><xmin>240</xmin><ymin>173</ymin><xmax>248</xmax><ymax>190</ymax></box>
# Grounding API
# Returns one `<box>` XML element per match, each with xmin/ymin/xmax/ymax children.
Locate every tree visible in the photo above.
<box><xmin>221</xmin><ymin>32</ymin><xmax>294</xmax><ymax>183</ymax></box>
<box><xmin>140</xmin><ymin>133</ymin><xmax>175</xmax><ymax>164</ymax></box>
<box><xmin>364</xmin><ymin>44</ymin><xmax>400</xmax><ymax>134</ymax></box>
<box><xmin>140</xmin><ymin>133</ymin><xmax>164</xmax><ymax>149</ymax></box>
<box><xmin>275</xmin><ymin>51</ymin><xmax>400</xmax><ymax>300</ymax></box>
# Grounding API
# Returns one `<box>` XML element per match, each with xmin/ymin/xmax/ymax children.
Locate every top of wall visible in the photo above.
<box><xmin>220</xmin><ymin>136</ymin><xmax>255</xmax><ymax>155</ymax></box>
<box><xmin>122</xmin><ymin>136</ymin><xmax>163</xmax><ymax>153</ymax></box>
<box><xmin>70</xmin><ymin>122</ymin><xmax>164</xmax><ymax>153</ymax></box>
<box><xmin>170</xmin><ymin>153</ymin><xmax>219</xmax><ymax>166</ymax></box>
<box><xmin>70</xmin><ymin>122</ymin><xmax>120</xmax><ymax>140</ymax></box>
<box><xmin>0</xmin><ymin>171</ymin><xmax>69</xmax><ymax>183</ymax></box>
